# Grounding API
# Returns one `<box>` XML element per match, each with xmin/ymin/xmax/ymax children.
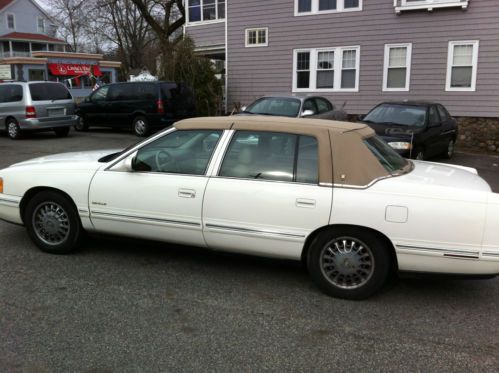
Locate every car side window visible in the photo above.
<box><xmin>133</xmin><ymin>130</ymin><xmax>222</xmax><ymax>175</ymax></box>
<box><xmin>296</xmin><ymin>136</ymin><xmax>318</xmax><ymax>184</ymax></box>
<box><xmin>314</xmin><ymin>98</ymin><xmax>332</xmax><ymax>114</ymax></box>
<box><xmin>429</xmin><ymin>106</ymin><xmax>441</xmax><ymax>126</ymax></box>
<box><xmin>134</xmin><ymin>83</ymin><xmax>157</xmax><ymax>100</ymax></box>
<box><xmin>437</xmin><ymin>105</ymin><xmax>449</xmax><ymax>121</ymax></box>
<box><xmin>91</xmin><ymin>86</ymin><xmax>109</xmax><ymax>102</ymax></box>
<box><xmin>303</xmin><ymin>99</ymin><xmax>318</xmax><ymax>114</ymax></box>
<box><xmin>219</xmin><ymin>131</ymin><xmax>318</xmax><ymax>184</ymax></box>
<box><xmin>108</xmin><ymin>84</ymin><xmax>132</xmax><ymax>101</ymax></box>
<box><xmin>0</xmin><ymin>84</ymin><xmax>23</xmax><ymax>103</ymax></box>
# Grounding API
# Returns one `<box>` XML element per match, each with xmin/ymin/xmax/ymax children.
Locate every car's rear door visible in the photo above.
<box><xmin>202</xmin><ymin>129</ymin><xmax>333</xmax><ymax>260</ymax></box>
<box><xmin>437</xmin><ymin>104</ymin><xmax>457</xmax><ymax>150</ymax></box>
<box><xmin>106</xmin><ymin>83</ymin><xmax>134</xmax><ymax>127</ymax></box>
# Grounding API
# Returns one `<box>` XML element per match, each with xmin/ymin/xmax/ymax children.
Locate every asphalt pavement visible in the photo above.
<box><xmin>0</xmin><ymin>129</ymin><xmax>498</xmax><ymax>372</ymax></box>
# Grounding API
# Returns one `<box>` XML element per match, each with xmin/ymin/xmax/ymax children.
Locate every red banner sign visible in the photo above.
<box><xmin>48</xmin><ymin>63</ymin><xmax>102</xmax><ymax>77</ymax></box>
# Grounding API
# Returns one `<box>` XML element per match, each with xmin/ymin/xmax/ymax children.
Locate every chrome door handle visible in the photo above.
<box><xmin>178</xmin><ymin>189</ymin><xmax>196</xmax><ymax>198</ymax></box>
<box><xmin>296</xmin><ymin>198</ymin><xmax>316</xmax><ymax>208</ymax></box>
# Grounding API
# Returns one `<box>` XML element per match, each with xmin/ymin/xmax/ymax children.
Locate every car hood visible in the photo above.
<box><xmin>376</xmin><ymin>160</ymin><xmax>491</xmax><ymax>194</ymax></box>
<box><xmin>7</xmin><ymin>149</ymin><xmax>120</xmax><ymax>170</ymax></box>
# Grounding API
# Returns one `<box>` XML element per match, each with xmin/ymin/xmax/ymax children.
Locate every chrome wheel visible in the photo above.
<box><xmin>134</xmin><ymin>119</ymin><xmax>146</xmax><ymax>136</ymax></box>
<box><xmin>320</xmin><ymin>237</ymin><xmax>375</xmax><ymax>290</ymax></box>
<box><xmin>7</xmin><ymin>121</ymin><xmax>19</xmax><ymax>139</ymax></box>
<box><xmin>32</xmin><ymin>202</ymin><xmax>70</xmax><ymax>246</ymax></box>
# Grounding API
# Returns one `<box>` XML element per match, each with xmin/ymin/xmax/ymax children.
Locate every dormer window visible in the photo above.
<box><xmin>7</xmin><ymin>14</ymin><xmax>15</xmax><ymax>30</ymax></box>
<box><xmin>37</xmin><ymin>17</ymin><xmax>45</xmax><ymax>33</ymax></box>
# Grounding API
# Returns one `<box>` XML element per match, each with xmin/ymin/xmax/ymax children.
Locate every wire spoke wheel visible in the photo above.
<box><xmin>32</xmin><ymin>202</ymin><xmax>71</xmax><ymax>246</ymax></box>
<box><xmin>320</xmin><ymin>237</ymin><xmax>375</xmax><ymax>290</ymax></box>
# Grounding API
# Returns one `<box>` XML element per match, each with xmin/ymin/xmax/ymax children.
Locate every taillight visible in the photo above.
<box><xmin>25</xmin><ymin>106</ymin><xmax>36</xmax><ymax>118</ymax></box>
<box><xmin>156</xmin><ymin>99</ymin><xmax>165</xmax><ymax>114</ymax></box>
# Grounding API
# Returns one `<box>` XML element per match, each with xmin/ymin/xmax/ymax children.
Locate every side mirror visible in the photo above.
<box><xmin>301</xmin><ymin>110</ymin><xmax>315</xmax><ymax>117</ymax></box>
<box><xmin>358</xmin><ymin>114</ymin><xmax>365</xmax><ymax>121</ymax></box>
<box><xmin>112</xmin><ymin>151</ymin><xmax>138</xmax><ymax>172</ymax></box>
<box><xmin>241</xmin><ymin>106</ymin><xmax>247</xmax><ymax>111</ymax></box>
<box><xmin>84</xmin><ymin>96</ymin><xmax>90</xmax><ymax>103</ymax></box>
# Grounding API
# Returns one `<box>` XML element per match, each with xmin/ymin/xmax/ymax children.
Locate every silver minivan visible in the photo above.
<box><xmin>0</xmin><ymin>81</ymin><xmax>78</xmax><ymax>140</ymax></box>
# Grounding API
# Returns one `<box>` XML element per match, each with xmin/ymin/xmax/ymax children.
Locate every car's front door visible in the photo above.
<box><xmin>83</xmin><ymin>85</ymin><xmax>110</xmax><ymax>124</ymax></box>
<box><xmin>202</xmin><ymin>130</ymin><xmax>333</xmax><ymax>259</ymax></box>
<box><xmin>88</xmin><ymin>129</ymin><xmax>223</xmax><ymax>246</ymax></box>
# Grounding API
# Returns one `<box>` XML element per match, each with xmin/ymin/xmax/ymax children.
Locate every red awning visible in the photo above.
<box><xmin>93</xmin><ymin>64</ymin><xmax>102</xmax><ymax>77</ymax></box>
<box><xmin>48</xmin><ymin>63</ymin><xmax>102</xmax><ymax>77</ymax></box>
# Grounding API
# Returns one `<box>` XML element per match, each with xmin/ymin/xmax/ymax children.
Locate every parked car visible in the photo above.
<box><xmin>76</xmin><ymin>81</ymin><xmax>197</xmax><ymax>137</ymax></box>
<box><xmin>240</xmin><ymin>95</ymin><xmax>347</xmax><ymax>120</ymax></box>
<box><xmin>0</xmin><ymin>116</ymin><xmax>498</xmax><ymax>300</ymax></box>
<box><xmin>360</xmin><ymin>101</ymin><xmax>458</xmax><ymax>160</ymax></box>
<box><xmin>0</xmin><ymin>81</ymin><xmax>77</xmax><ymax>140</ymax></box>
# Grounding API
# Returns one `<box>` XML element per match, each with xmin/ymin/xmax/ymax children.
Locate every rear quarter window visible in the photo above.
<box><xmin>0</xmin><ymin>84</ymin><xmax>23</xmax><ymax>103</ymax></box>
<box><xmin>29</xmin><ymin>83</ymin><xmax>72</xmax><ymax>101</ymax></box>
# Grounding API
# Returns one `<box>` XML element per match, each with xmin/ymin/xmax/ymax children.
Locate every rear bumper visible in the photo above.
<box><xmin>19</xmin><ymin>115</ymin><xmax>78</xmax><ymax>130</ymax></box>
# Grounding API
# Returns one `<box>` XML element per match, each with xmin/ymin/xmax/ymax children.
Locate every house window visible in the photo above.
<box><xmin>317</xmin><ymin>51</ymin><xmax>334</xmax><ymax>88</ymax></box>
<box><xmin>383</xmin><ymin>44</ymin><xmax>412</xmax><ymax>91</ymax></box>
<box><xmin>6</xmin><ymin>14</ymin><xmax>15</xmax><ymax>30</ymax></box>
<box><xmin>295</xmin><ymin>0</ymin><xmax>361</xmax><ymax>15</ymax></box>
<box><xmin>187</xmin><ymin>0</ymin><xmax>225</xmax><ymax>23</ymax></box>
<box><xmin>37</xmin><ymin>17</ymin><xmax>45</xmax><ymax>33</ymax></box>
<box><xmin>245</xmin><ymin>28</ymin><xmax>268</xmax><ymax>47</ymax></box>
<box><xmin>446</xmin><ymin>41</ymin><xmax>479</xmax><ymax>91</ymax></box>
<box><xmin>293</xmin><ymin>46</ymin><xmax>360</xmax><ymax>92</ymax></box>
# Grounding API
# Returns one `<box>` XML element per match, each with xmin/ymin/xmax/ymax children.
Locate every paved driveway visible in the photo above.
<box><xmin>0</xmin><ymin>130</ymin><xmax>498</xmax><ymax>372</ymax></box>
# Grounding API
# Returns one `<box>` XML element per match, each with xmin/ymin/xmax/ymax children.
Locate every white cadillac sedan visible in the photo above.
<box><xmin>0</xmin><ymin>117</ymin><xmax>498</xmax><ymax>299</ymax></box>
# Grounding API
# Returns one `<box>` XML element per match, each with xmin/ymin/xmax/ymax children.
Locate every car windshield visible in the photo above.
<box><xmin>363</xmin><ymin>104</ymin><xmax>426</xmax><ymax>127</ymax></box>
<box><xmin>363</xmin><ymin>136</ymin><xmax>409</xmax><ymax>173</ymax></box>
<box><xmin>245</xmin><ymin>97</ymin><xmax>301</xmax><ymax>117</ymax></box>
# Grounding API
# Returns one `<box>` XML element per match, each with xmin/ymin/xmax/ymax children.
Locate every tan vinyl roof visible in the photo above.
<box><xmin>175</xmin><ymin>115</ymin><xmax>368</xmax><ymax>133</ymax></box>
<box><xmin>175</xmin><ymin>116</ymin><xmax>391</xmax><ymax>186</ymax></box>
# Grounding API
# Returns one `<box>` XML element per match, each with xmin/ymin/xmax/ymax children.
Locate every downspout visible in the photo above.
<box><xmin>224</xmin><ymin>0</ymin><xmax>228</xmax><ymax>114</ymax></box>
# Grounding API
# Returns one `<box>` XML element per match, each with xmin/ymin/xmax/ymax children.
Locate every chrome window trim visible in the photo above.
<box><xmin>106</xmin><ymin>127</ymin><xmax>224</xmax><ymax>177</ymax></box>
<box><xmin>105</xmin><ymin>127</ymin><xmax>177</xmax><ymax>170</ymax></box>
<box><xmin>213</xmin><ymin>129</ymin><xmax>322</xmax><ymax>186</ymax></box>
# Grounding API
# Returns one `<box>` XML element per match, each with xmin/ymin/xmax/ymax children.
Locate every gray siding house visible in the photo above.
<box><xmin>185</xmin><ymin>0</ymin><xmax>499</xmax><ymax>151</ymax></box>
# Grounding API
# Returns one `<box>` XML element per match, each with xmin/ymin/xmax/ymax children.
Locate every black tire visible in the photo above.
<box><xmin>6</xmin><ymin>119</ymin><xmax>22</xmax><ymax>140</ymax></box>
<box><xmin>132</xmin><ymin>115</ymin><xmax>149</xmax><ymax>137</ymax></box>
<box><xmin>24</xmin><ymin>191</ymin><xmax>84</xmax><ymax>254</ymax></box>
<box><xmin>443</xmin><ymin>139</ymin><xmax>455</xmax><ymax>159</ymax></box>
<box><xmin>75</xmin><ymin>115</ymin><xmax>89</xmax><ymax>131</ymax></box>
<box><xmin>307</xmin><ymin>227</ymin><xmax>391</xmax><ymax>300</ymax></box>
<box><xmin>54</xmin><ymin>127</ymin><xmax>70</xmax><ymax>137</ymax></box>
